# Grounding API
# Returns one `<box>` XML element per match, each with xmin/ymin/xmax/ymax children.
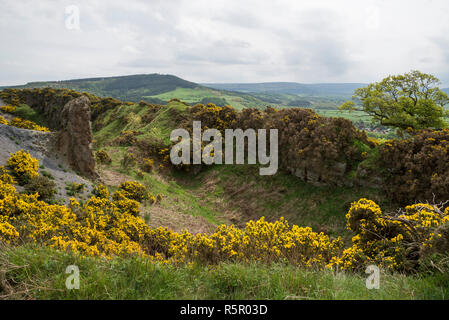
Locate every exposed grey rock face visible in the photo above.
<box><xmin>0</xmin><ymin>124</ymin><xmax>55</xmax><ymax>163</ymax></box>
<box><xmin>0</xmin><ymin>123</ymin><xmax>93</xmax><ymax>203</ymax></box>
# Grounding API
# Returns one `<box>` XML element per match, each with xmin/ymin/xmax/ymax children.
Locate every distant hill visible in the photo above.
<box><xmin>0</xmin><ymin>74</ymin><xmax>363</xmax><ymax>110</ymax></box>
<box><xmin>2</xmin><ymin>74</ymin><xmax>198</xmax><ymax>103</ymax></box>
<box><xmin>201</xmin><ymin>82</ymin><xmax>366</xmax><ymax>96</ymax></box>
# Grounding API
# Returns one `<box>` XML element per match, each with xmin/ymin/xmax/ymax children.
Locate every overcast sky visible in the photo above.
<box><xmin>1</xmin><ymin>0</ymin><xmax>448</xmax><ymax>86</ymax></box>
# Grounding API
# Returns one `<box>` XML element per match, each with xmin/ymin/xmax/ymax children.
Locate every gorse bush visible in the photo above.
<box><xmin>1</xmin><ymin>105</ymin><xmax>16</xmax><ymax>113</ymax></box>
<box><xmin>179</xmin><ymin>103</ymin><xmax>371</xmax><ymax>185</ymax></box>
<box><xmin>118</xmin><ymin>181</ymin><xmax>149</xmax><ymax>202</ymax></box>
<box><xmin>65</xmin><ymin>182</ymin><xmax>85</xmax><ymax>196</ymax></box>
<box><xmin>0</xmin><ymin>109</ymin><xmax>49</xmax><ymax>132</ymax></box>
<box><xmin>1</xmin><ymin>154</ymin><xmax>447</xmax><ymax>272</ymax></box>
<box><xmin>269</xmin><ymin>108</ymin><xmax>371</xmax><ymax>184</ymax></box>
<box><xmin>95</xmin><ymin>150</ymin><xmax>112</xmax><ymax>165</ymax></box>
<box><xmin>141</xmin><ymin>158</ymin><xmax>154</xmax><ymax>173</ymax></box>
<box><xmin>0</xmin><ymin>166</ymin><xmax>16</xmax><ymax>185</ymax></box>
<box><xmin>378</xmin><ymin>129</ymin><xmax>449</xmax><ymax>204</ymax></box>
<box><xmin>0</xmin><ymin>87</ymin><xmax>124</xmax><ymax>123</ymax></box>
<box><xmin>0</xmin><ymin>181</ymin><xmax>147</xmax><ymax>255</ymax></box>
<box><xmin>9</xmin><ymin>117</ymin><xmax>50</xmax><ymax>132</ymax></box>
<box><xmin>114</xmin><ymin>131</ymin><xmax>137</xmax><ymax>146</ymax></box>
<box><xmin>329</xmin><ymin>199</ymin><xmax>449</xmax><ymax>272</ymax></box>
<box><xmin>121</xmin><ymin>153</ymin><xmax>137</xmax><ymax>169</ymax></box>
<box><xmin>181</xmin><ymin>103</ymin><xmax>448</xmax><ymax>203</ymax></box>
<box><xmin>24</xmin><ymin>175</ymin><xmax>57</xmax><ymax>201</ymax></box>
<box><xmin>0</xmin><ymin>115</ymin><xmax>8</xmax><ymax>125</ymax></box>
<box><xmin>7</xmin><ymin>150</ymin><xmax>39</xmax><ymax>184</ymax></box>
<box><xmin>92</xmin><ymin>184</ymin><xmax>109</xmax><ymax>199</ymax></box>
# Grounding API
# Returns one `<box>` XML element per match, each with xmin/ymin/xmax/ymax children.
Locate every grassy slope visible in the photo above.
<box><xmin>92</xmin><ymin>100</ymin><xmax>390</xmax><ymax>241</ymax></box>
<box><xmin>2</xmin><ymin>245</ymin><xmax>447</xmax><ymax>300</ymax></box>
<box><xmin>97</xmin><ymin>145</ymin><xmax>225</xmax><ymax>227</ymax></box>
<box><xmin>94</xmin><ymin>101</ymin><xmax>226</xmax><ymax>227</ymax></box>
<box><xmin>174</xmin><ymin>164</ymin><xmax>389</xmax><ymax>241</ymax></box>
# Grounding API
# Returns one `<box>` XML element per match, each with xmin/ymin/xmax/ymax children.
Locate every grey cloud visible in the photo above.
<box><xmin>1</xmin><ymin>0</ymin><xmax>449</xmax><ymax>86</ymax></box>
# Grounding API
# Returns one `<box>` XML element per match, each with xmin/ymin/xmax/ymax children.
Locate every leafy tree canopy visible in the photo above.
<box><xmin>339</xmin><ymin>70</ymin><xmax>449</xmax><ymax>130</ymax></box>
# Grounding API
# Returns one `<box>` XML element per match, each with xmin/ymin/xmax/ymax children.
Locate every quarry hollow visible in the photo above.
<box><xmin>169</xmin><ymin>121</ymin><xmax>279</xmax><ymax>175</ymax></box>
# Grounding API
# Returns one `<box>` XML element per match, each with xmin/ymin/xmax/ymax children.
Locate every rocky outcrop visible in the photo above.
<box><xmin>1</xmin><ymin>89</ymin><xmax>101</xmax><ymax>180</ymax></box>
<box><xmin>0</xmin><ymin>124</ymin><xmax>93</xmax><ymax>202</ymax></box>
<box><xmin>57</xmin><ymin>96</ymin><xmax>99</xmax><ymax>180</ymax></box>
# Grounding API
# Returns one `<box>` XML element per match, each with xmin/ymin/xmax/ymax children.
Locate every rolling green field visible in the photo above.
<box><xmin>147</xmin><ymin>87</ymin><xmax>260</xmax><ymax>109</ymax></box>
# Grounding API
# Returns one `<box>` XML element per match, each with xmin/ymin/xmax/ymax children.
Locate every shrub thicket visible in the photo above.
<box><xmin>24</xmin><ymin>176</ymin><xmax>57</xmax><ymax>201</ymax></box>
<box><xmin>95</xmin><ymin>150</ymin><xmax>112</xmax><ymax>165</ymax></box>
<box><xmin>92</xmin><ymin>184</ymin><xmax>109</xmax><ymax>199</ymax></box>
<box><xmin>177</xmin><ymin>103</ymin><xmax>371</xmax><ymax>184</ymax></box>
<box><xmin>121</xmin><ymin>152</ymin><xmax>137</xmax><ymax>169</ymax></box>
<box><xmin>378</xmin><ymin>129</ymin><xmax>449</xmax><ymax>204</ymax></box>
<box><xmin>118</xmin><ymin>181</ymin><xmax>149</xmax><ymax>202</ymax></box>
<box><xmin>7</xmin><ymin>150</ymin><xmax>39</xmax><ymax>184</ymax></box>
<box><xmin>1</xmin><ymin>152</ymin><xmax>448</xmax><ymax>272</ymax></box>
<box><xmin>114</xmin><ymin>131</ymin><xmax>137</xmax><ymax>146</ymax></box>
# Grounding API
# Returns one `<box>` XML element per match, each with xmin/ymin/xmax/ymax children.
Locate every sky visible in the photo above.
<box><xmin>1</xmin><ymin>0</ymin><xmax>449</xmax><ymax>86</ymax></box>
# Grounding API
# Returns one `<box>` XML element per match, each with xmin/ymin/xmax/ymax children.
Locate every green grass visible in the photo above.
<box><xmin>2</xmin><ymin>244</ymin><xmax>448</xmax><ymax>300</ymax></box>
<box><xmin>96</xmin><ymin>145</ymin><xmax>224</xmax><ymax>225</ymax></box>
<box><xmin>94</xmin><ymin>101</ymin><xmax>187</xmax><ymax>146</ymax></box>
<box><xmin>148</xmin><ymin>87</ymin><xmax>270</xmax><ymax>110</ymax></box>
<box><xmin>12</xmin><ymin>104</ymin><xmax>48</xmax><ymax>127</ymax></box>
<box><xmin>137</xmin><ymin>101</ymin><xmax>188</xmax><ymax>144</ymax></box>
<box><xmin>316</xmin><ymin>109</ymin><xmax>373</xmax><ymax>122</ymax></box>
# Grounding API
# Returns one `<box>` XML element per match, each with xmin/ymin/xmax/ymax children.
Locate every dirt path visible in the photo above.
<box><xmin>145</xmin><ymin>205</ymin><xmax>215</xmax><ymax>234</ymax></box>
<box><xmin>99</xmin><ymin>167</ymin><xmax>217</xmax><ymax>234</ymax></box>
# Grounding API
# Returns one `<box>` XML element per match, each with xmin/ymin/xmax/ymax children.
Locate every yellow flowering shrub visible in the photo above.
<box><xmin>0</xmin><ymin>179</ymin><xmax>150</xmax><ymax>258</ymax></box>
<box><xmin>0</xmin><ymin>152</ymin><xmax>446</xmax><ymax>273</ymax></box>
<box><xmin>329</xmin><ymin>198</ymin><xmax>449</xmax><ymax>272</ymax></box>
<box><xmin>0</xmin><ymin>166</ymin><xmax>16</xmax><ymax>184</ymax></box>
<box><xmin>118</xmin><ymin>181</ymin><xmax>149</xmax><ymax>202</ymax></box>
<box><xmin>141</xmin><ymin>158</ymin><xmax>154</xmax><ymax>173</ymax></box>
<box><xmin>0</xmin><ymin>215</ymin><xmax>19</xmax><ymax>243</ymax></box>
<box><xmin>0</xmin><ymin>115</ymin><xmax>8</xmax><ymax>125</ymax></box>
<box><xmin>1</xmin><ymin>172</ymin><xmax>344</xmax><ymax>266</ymax></box>
<box><xmin>7</xmin><ymin>150</ymin><xmax>39</xmax><ymax>184</ymax></box>
<box><xmin>92</xmin><ymin>184</ymin><xmax>109</xmax><ymax>199</ymax></box>
<box><xmin>378</xmin><ymin>129</ymin><xmax>449</xmax><ymax>204</ymax></box>
<box><xmin>95</xmin><ymin>150</ymin><xmax>112</xmax><ymax>164</ymax></box>
<box><xmin>1</xmin><ymin>105</ymin><xmax>16</xmax><ymax>113</ymax></box>
<box><xmin>9</xmin><ymin>117</ymin><xmax>50</xmax><ymax>132</ymax></box>
<box><xmin>143</xmin><ymin>217</ymin><xmax>343</xmax><ymax>267</ymax></box>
